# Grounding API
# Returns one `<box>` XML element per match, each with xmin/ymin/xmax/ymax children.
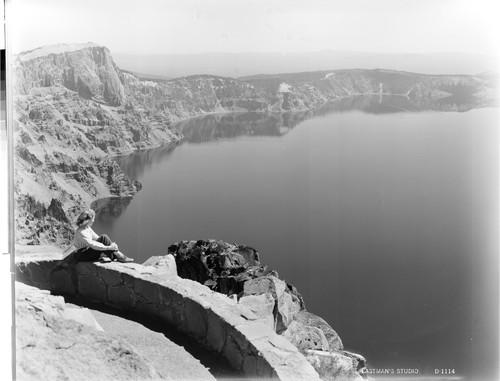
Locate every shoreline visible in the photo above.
<box><xmin>80</xmin><ymin>91</ymin><xmax>497</xmax><ymax>236</ymax></box>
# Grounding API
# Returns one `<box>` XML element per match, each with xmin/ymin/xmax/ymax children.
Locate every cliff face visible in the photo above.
<box><xmin>123</xmin><ymin>74</ymin><xmax>271</xmax><ymax>117</ymax></box>
<box><xmin>243</xmin><ymin>69</ymin><xmax>494</xmax><ymax>110</ymax></box>
<box><xmin>16</xmin><ymin>43</ymin><xmax>126</xmax><ymax>106</ymax></box>
<box><xmin>14</xmin><ymin>44</ymin><xmax>180</xmax><ymax>245</ymax></box>
<box><xmin>13</xmin><ymin>43</ymin><xmax>495</xmax><ymax>246</ymax></box>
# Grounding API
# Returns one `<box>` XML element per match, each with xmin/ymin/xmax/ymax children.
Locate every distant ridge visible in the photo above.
<box><xmin>120</xmin><ymin>69</ymin><xmax>172</xmax><ymax>81</ymax></box>
<box><xmin>113</xmin><ymin>51</ymin><xmax>498</xmax><ymax>79</ymax></box>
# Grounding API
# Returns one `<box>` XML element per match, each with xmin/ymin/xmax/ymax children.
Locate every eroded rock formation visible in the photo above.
<box><xmin>170</xmin><ymin>239</ymin><xmax>367</xmax><ymax>379</ymax></box>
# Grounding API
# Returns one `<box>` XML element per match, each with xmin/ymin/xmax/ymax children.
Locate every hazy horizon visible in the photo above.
<box><xmin>112</xmin><ymin>50</ymin><xmax>497</xmax><ymax>79</ymax></box>
<box><xmin>111</xmin><ymin>49</ymin><xmax>496</xmax><ymax>58</ymax></box>
<box><xmin>9</xmin><ymin>0</ymin><xmax>499</xmax><ymax>79</ymax></box>
<box><xmin>16</xmin><ymin>41</ymin><xmax>497</xmax><ymax>60</ymax></box>
<box><xmin>9</xmin><ymin>0</ymin><xmax>500</xmax><ymax>57</ymax></box>
<box><xmin>14</xmin><ymin>41</ymin><xmax>498</xmax><ymax>78</ymax></box>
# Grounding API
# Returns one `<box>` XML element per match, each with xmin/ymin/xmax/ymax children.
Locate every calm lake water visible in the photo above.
<box><xmin>94</xmin><ymin>96</ymin><xmax>498</xmax><ymax>380</ymax></box>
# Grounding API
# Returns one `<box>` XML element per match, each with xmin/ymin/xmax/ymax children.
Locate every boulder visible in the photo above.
<box><xmin>243</xmin><ymin>275</ymin><xmax>301</xmax><ymax>332</ymax></box>
<box><xmin>170</xmin><ymin>239</ymin><xmax>271</xmax><ymax>295</ymax></box>
<box><xmin>243</xmin><ymin>275</ymin><xmax>286</xmax><ymax>299</ymax></box>
<box><xmin>170</xmin><ymin>240</ymin><xmax>211</xmax><ymax>283</ymax></box>
<box><xmin>282</xmin><ymin>320</ymin><xmax>329</xmax><ymax>353</ymax></box>
<box><xmin>276</xmin><ymin>290</ymin><xmax>301</xmax><ymax>332</ymax></box>
<box><xmin>304</xmin><ymin>350</ymin><xmax>364</xmax><ymax>381</ymax></box>
<box><xmin>142</xmin><ymin>254</ymin><xmax>177</xmax><ymax>277</ymax></box>
<box><xmin>343</xmin><ymin>350</ymin><xmax>367</xmax><ymax>371</ymax></box>
<box><xmin>238</xmin><ymin>293</ymin><xmax>275</xmax><ymax>329</ymax></box>
<box><xmin>293</xmin><ymin>310</ymin><xmax>344</xmax><ymax>351</ymax></box>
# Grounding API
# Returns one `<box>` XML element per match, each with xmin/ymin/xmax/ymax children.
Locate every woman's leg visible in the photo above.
<box><xmin>96</xmin><ymin>234</ymin><xmax>118</xmax><ymax>260</ymax></box>
<box><xmin>96</xmin><ymin>234</ymin><xmax>112</xmax><ymax>245</ymax></box>
<box><xmin>75</xmin><ymin>247</ymin><xmax>102</xmax><ymax>262</ymax></box>
<box><xmin>96</xmin><ymin>234</ymin><xmax>133</xmax><ymax>262</ymax></box>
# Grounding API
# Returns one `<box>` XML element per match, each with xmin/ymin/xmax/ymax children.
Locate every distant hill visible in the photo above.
<box><xmin>121</xmin><ymin>69</ymin><xmax>171</xmax><ymax>81</ymax></box>
<box><xmin>113</xmin><ymin>51</ymin><xmax>498</xmax><ymax>79</ymax></box>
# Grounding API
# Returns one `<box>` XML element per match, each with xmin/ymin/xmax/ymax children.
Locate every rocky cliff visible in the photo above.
<box><xmin>14</xmin><ymin>44</ymin><xmax>181</xmax><ymax>245</ymax></box>
<box><xmin>13</xmin><ymin>43</ymin><xmax>496</xmax><ymax>246</ymax></box>
<box><xmin>16</xmin><ymin>43</ymin><xmax>126</xmax><ymax>105</ymax></box>
<box><xmin>169</xmin><ymin>239</ymin><xmax>367</xmax><ymax>380</ymax></box>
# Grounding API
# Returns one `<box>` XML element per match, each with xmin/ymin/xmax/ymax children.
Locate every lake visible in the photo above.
<box><xmin>94</xmin><ymin>96</ymin><xmax>498</xmax><ymax>380</ymax></box>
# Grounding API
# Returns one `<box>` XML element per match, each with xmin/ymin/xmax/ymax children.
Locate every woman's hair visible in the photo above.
<box><xmin>76</xmin><ymin>209</ymin><xmax>96</xmax><ymax>227</ymax></box>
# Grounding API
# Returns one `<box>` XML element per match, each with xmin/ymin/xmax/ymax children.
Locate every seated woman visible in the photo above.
<box><xmin>73</xmin><ymin>209</ymin><xmax>133</xmax><ymax>263</ymax></box>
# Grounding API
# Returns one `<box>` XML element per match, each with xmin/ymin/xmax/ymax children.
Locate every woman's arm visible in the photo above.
<box><xmin>76</xmin><ymin>228</ymin><xmax>110</xmax><ymax>251</ymax></box>
<box><xmin>89</xmin><ymin>227</ymin><xmax>99</xmax><ymax>240</ymax></box>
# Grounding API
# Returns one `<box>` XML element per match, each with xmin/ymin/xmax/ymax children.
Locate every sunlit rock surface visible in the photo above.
<box><xmin>16</xmin><ymin>282</ymin><xmax>161</xmax><ymax>381</ymax></box>
<box><xmin>16</xmin><ymin>250</ymin><xmax>323</xmax><ymax>380</ymax></box>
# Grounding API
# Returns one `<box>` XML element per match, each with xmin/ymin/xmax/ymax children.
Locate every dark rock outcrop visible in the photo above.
<box><xmin>170</xmin><ymin>240</ymin><xmax>304</xmax><ymax>333</ymax></box>
<box><xmin>47</xmin><ymin>198</ymin><xmax>68</xmax><ymax>223</ymax></box>
<box><xmin>16</xmin><ymin>194</ymin><xmax>74</xmax><ymax>245</ymax></box>
<box><xmin>169</xmin><ymin>239</ymin><xmax>272</xmax><ymax>295</ymax></box>
<box><xmin>170</xmin><ymin>239</ymin><xmax>367</xmax><ymax>379</ymax></box>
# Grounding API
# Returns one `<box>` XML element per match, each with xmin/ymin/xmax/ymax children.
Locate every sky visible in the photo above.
<box><xmin>6</xmin><ymin>0</ymin><xmax>500</xmax><ymax>57</ymax></box>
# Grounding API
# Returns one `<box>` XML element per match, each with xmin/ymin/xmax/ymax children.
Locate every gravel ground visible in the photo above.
<box><xmin>66</xmin><ymin>303</ymin><xmax>216</xmax><ymax>381</ymax></box>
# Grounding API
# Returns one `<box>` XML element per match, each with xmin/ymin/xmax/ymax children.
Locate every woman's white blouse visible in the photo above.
<box><xmin>73</xmin><ymin>226</ymin><xmax>108</xmax><ymax>250</ymax></box>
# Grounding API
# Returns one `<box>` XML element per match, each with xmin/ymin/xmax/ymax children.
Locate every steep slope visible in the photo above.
<box><xmin>16</xmin><ymin>43</ymin><xmax>125</xmax><ymax>105</ymax></box>
<box><xmin>13</xmin><ymin>43</ymin><xmax>495</xmax><ymax>246</ymax></box>
<box><xmin>243</xmin><ymin>68</ymin><xmax>494</xmax><ymax>110</ymax></box>
<box><xmin>14</xmin><ymin>44</ymin><xmax>181</xmax><ymax>245</ymax></box>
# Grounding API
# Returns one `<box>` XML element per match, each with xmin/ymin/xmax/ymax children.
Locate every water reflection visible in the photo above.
<box><xmin>432</xmin><ymin>94</ymin><xmax>488</xmax><ymax>112</ymax></box>
<box><xmin>95</xmin><ymin>94</ymin><xmax>490</xmax><ymax>231</ymax></box>
<box><xmin>176</xmin><ymin>94</ymin><xmax>489</xmax><ymax>144</ymax></box>
<box><xmin>115</xmin><ymin>143</ymin><xmax>178</xmax><ymax>180</ymax></box>
<box><xmin>174</xmin><ymin>111</ymin><xmax>308</xmax><ymax>143</ymax></box>
<box><xmin>91</xmin><ymin>196</ymin><xmax>133</xmax><ymax>222</ymax></box>
<box><xmin>92</xmin><ymin>145</ymin><xmax>179</xmax><ymax>222</ymax></box>
<box><xmin>314</xmin><ymin>93</ymin><xmax>488</xmax><ymax>114</ymax></box>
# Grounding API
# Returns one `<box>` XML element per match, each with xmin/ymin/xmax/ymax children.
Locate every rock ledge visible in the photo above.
<box><xmin>16</xmin><ymin>249</ymin><xmax>322</xmax><ymax>380</ymax></box>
